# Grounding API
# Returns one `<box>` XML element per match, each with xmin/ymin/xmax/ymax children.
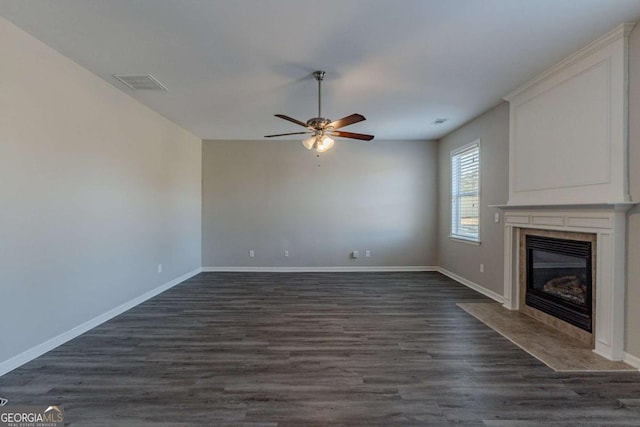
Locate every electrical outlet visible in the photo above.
<box><xmin>480</xmin><ymin>263</ymin><xmax>484</xmax><ymax>273</ymax></box>
<box><xmin>249</xmin><ymin>250</ymin><xmax>255</xmax><ymax>258</ymax></box>
<box><xmin>365</xmin><ymin>250</ymin><xmax>371</xmax><ymax>257</ymax></box>
<box><xmin>157</xmin><ymin>264</ymin><xmax>162</xmax><ymax>273</ymax></box>
<box><xmin>284</xmin><ymin>250</ymin><xmax>289</xmax><ymax>257</ymax></box>
<box><xmin>352</xmin><ymin>250</ymin><xmax>359</xmax><ymax>259</ymax></box>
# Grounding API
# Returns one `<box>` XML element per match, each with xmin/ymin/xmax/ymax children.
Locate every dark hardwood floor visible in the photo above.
<box><xmin>2</xmin><ymin>272</ymin><xmax>640</xmax><ymax>426</ymax></box>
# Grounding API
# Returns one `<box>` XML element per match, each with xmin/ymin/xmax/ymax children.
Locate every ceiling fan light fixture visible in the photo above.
<box><xmin>302</xmin><ymin>135</ymin><xmax>316</xmax><ymax>150</ymax></box>
<box><xmin>316</xmin><ymin>135</ymin><xmax>334</xmax><ymax>153</ymax></box>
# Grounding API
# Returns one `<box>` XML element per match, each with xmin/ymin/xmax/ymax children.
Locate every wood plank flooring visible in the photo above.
<box><xmin>1</xmin><ymin>272</ymin><xmax>640</xmax><ymax>426</ymax></box>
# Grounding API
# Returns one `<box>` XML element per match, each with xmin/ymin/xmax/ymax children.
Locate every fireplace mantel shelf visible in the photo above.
<box><xmin>489</xmin><ymin>202</ymin><xmax>636</xmax><ymax>212</ymax></box>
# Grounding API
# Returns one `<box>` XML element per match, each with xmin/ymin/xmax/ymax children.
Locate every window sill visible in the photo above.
<box><xmin>449</xmin><ymin>236</ymin><xmax>481</xmax><ymax>246</ymax></box>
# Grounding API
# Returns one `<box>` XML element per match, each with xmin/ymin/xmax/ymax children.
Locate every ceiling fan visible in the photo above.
<box><xmin>265</xmin><ymin>70</ymin><xmax>374</xmax><ymax>153</ymax></box>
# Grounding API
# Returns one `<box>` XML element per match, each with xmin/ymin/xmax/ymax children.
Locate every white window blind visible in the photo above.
<box><xmin>451</xmin><ymin>141</ymin><xmax>480</xmax><ymax>241</ymax></box>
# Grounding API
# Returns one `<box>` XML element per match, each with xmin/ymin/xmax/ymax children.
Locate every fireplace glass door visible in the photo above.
<box><xmin>526</xmin><ymin>235</ymin><xmax>592</xmax><ymax>332</ymax></box>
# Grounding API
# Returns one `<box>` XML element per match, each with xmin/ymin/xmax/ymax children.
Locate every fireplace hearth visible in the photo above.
<box><xmin>525</xmin><ymin>235</ymin><xmax>593</xmax><ymax>332</ymax></box>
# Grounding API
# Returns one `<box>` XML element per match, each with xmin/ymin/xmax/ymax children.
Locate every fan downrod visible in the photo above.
<box><xmin>313</xmin><ymin>70</ymin><xmax>326</xmax><ymax>119</ymax></box>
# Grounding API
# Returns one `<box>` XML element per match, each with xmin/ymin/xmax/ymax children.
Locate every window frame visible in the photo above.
<box><xmin>450</xmin><ymin>139</ymin><xmax>481</xmax><ymax>244</ymax></box>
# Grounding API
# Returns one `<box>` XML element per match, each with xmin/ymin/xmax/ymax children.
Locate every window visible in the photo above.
<box><xmin>451</xmin><ymin>140</ymin><xmax>480</xmax><ymax>242</ymax></box>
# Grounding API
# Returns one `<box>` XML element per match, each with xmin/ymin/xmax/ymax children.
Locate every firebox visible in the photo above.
<box><xmin>525</xmin><ymin>235</ymin><xmax>593</xmax><ymax>332</ymax></box>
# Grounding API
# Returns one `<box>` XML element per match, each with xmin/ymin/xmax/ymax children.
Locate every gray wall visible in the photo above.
<box><xmin>202</xmin><ymin>139</ymin><xmax>438</xmax><ymax>268</ymax></box>
<box><xmin>626</xmin><ymin>23</ymin><xmax>640</xmax><ymax>358</ymax></box>
<box><xmin>437</xmin><ymin>102</ymin><xmax>510</xmax><ymax>295</ymax></box>
<box><xmin>0</xmin><ymin>17</ymin><xmax>202</xmax><ymax>367</ymax></box>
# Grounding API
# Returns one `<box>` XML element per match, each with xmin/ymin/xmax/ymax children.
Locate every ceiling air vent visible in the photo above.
<box><xmin>113</xmin><ymin>74</ymin><xmax>167</xmax><ymax>91</ymax></box>
<box><xmin>431</xmin><ymin>118</ymin><xmax>449</xmax><ymax>126</ymax></box>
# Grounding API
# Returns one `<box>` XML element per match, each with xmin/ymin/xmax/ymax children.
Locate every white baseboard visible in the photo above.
<box><xmin>201</xmin><ymin>266</ymin><xmax>438</xmax><ymax>273</ymax></box>
<box><xmin>202</xmin><ymin>266</ymin><xmax>505</xmax><ymax>304</ymax></box>
<box><xmin>0</xmin><ymin>267</ymin><xmax>201</xmax><ymax>377</ymax></box>
<box><xmin>202</xmin><ymin>266</ymin><xmax>505</xmax><ymax>303</ymax></box>
<box><xmin>437</xmin><ymin>267</ymin><xmax>505</xmax><ymax>303</ymax></box>
<box><xmin>624</xmin><ymin>352</ymin><xmax>640</xmax><ymax>370</ymax></box>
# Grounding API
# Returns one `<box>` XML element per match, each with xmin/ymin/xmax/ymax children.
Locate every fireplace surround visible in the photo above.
<box><xmin>524</xmin><ymin>231</ymin><xmax>594</xmax><ymax>333</ymax></box>
<box><xmin>517</xmin><ymin>228</ymin><xmax>597</xmax><ymax>347</ymax></box>
<box><xmin>501</xmin><ymin>205</ymin><xmax>632</xmax><ymax>360</ymax></box>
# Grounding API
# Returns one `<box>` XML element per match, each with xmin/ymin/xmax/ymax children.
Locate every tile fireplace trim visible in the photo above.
<box><xmin>496</xmin><ymin>204</ymin><xmax>635</xmax><ymax>361</ymax></box>
<box><xmin>517</xmin><ymin>228</ymin><xmax>596</xmax><ymax>347</ymax></box>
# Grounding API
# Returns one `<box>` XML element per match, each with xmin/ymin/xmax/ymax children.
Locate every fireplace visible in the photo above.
<box><xmin>525</xmin><ymin>235</ymin><xmax>593</xmax><ymax>332</ymax></box>
<box><xmin>516</xmin><ymin>227</ymin><xmax>598</xmax><ymax>347</ymax></box>
<box><xmin>501</xmin><ymin>208</ymin><xmax>630</xmax><ymax>360</ymax></box>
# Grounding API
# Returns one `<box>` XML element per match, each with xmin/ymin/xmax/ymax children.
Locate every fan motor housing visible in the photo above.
<box><xmin>306</xmin><ymin>117</ymin><xmax>331</xmax><ymax>129</ymax></box>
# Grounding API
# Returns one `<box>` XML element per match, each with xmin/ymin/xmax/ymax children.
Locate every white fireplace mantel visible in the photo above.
<box><xmin>497</xmin><ymin>203</ymin><xmax>635</xmax><ymax>361</ymax></box>
<box><xmin>497</xmin><ymin>23</ymin><xmax>637</xmax><ymax>362</ymax></box>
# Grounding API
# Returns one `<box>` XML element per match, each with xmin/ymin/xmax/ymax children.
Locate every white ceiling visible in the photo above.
<box><xmin>2</xmin><ymin>0</ymin><xmax>640</xmax><ymax>140</ymax></box>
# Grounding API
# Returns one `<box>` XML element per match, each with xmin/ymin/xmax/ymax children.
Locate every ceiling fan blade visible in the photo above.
<box><xmin>274</xmin><ymin>114</ymin><xmax>310</xmax><ymax>128</ymax></box>
<box><xmin>328</xmin><ymin>113</ymin><xmax>365</xmax><ymax>130</ymax></box>
<box><xmin>332</xmin><ymin>130</ymin><xmax>375</xmax><ymax>141</ymax></box>
<box><xmin>264</xmin><ymin>131</ymin><xmax>310</xmax><ymax>138</ymax></box>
